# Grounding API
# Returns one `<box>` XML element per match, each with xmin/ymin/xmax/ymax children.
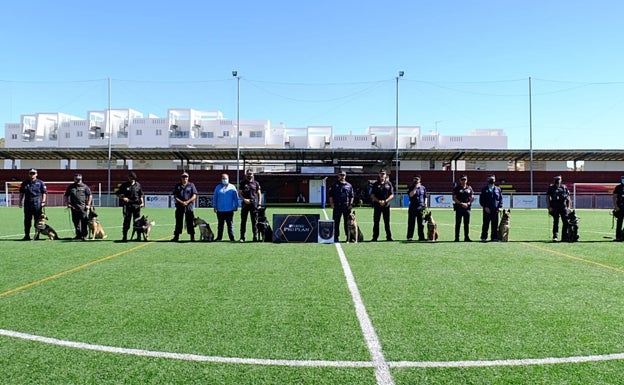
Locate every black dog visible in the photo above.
<box><xmin>131</xmin><ymin>215</ymin><xmax>153</xmax><ymax>241</ymax></box>
<box><xmin>564</xmin><ymin>210</ymin><xmax>580</xmax><ymax>242</ymax></box>
<box><xmin>255</xmin><ymin>207</ymin><xmax>273</xmax><ymax>242</ymax></box>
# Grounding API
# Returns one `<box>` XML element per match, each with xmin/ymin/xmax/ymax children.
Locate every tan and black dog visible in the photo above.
<box><xmin>498</xmin><ymin>209</ymin><xmax>511</xmax><ymax>242</ymax></box>
<box><xmin>131</xmin><ymin>215</ymin><xmax>154</xmax><ymax>241</ymax></box>
<box><xmin>34</xmin><ymin>213</ymin><xmax>59</xmax><ymax>240</ymax></box>
<box><xmin>193</xmin><ymin>217</ymin><xmax>215</xmax><ymax>242</ymax></box>
<box><xmin>346</xmin><ymin>210</ymin><xmax>364</xmax><ymax>243</ymax></box>
<box><xmin>87</xmin><ymin>208</ymin><xmax>107</xmax><ymax>240</ymax></box>
<box><xmin>424</xmin><ymin>210</ymin><xmax>439</xmax><ymax>241</ymax></box>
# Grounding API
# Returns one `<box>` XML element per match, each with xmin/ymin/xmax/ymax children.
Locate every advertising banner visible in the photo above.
<box><xmin>272</xmin><ymin>214</ymin><xmax>320</xmax><ymax>243</ymax></box>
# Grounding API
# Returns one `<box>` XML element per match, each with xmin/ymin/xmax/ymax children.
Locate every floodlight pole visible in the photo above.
<box><xmin>529</xmin><ymin>77</ymin><xmax>534</xmax><ymax>195</ymax></box>
<box><xmin>106</xmin><ymin>77</ymin><xmax>112</xmax><ymax>206</ymax></box>
<box><xmin>395</xmin><ymin>71</ymin><xmax>404</xmax><ymax>195</ymax></box>
<box><xmin>233</xmin><ymin>71</ymin><xmax>240</xmax><ymax>187</ymax></box>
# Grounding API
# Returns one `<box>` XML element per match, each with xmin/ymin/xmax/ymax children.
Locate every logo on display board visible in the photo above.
<box><xmin>272</xmin><ymin>214</ymin><xmax>320</xmax><ymax>243</ymax></box>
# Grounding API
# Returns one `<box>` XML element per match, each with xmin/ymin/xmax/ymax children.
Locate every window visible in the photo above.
<box><xmin>201</xmin><ymin>131</ymin><xmax>214</xmax><ymax>138</ymax></box>
<box><xmin>135</xmin><ymin>129</ymin><xmax>142</xmax><ymax>136</ymax></box>
<box><xmin>250</xmin><ymin>131</ymin><xmax>263</xmax><ymax>138</ymax></box>
<box><xmin>11</xmin><ymin>134</ymin><xmax>17</xmax><ymax>139</ymax></box>
<box><xmin>222</xmin><ymin>131</ymin><xmax>230</xmax><ymax>137</ymax></box>
<box><xmin>156</xmin><ymin>129</ymin><xmax>162</xmax><ymax>136</ymax></box>
<box><xmin>76</xmin><ymin>131</ymin><xmax>83</xmax><ymax>137</ymax></box>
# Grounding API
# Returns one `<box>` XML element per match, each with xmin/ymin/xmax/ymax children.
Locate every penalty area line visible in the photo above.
<box><xmin>3</xmin><ymin>328</ymin><xmax>624</xmax><ymax>369</ymax></box>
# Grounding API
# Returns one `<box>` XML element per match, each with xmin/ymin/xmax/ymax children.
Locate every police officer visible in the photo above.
<box><xmin>479</xmin><ymin>174</ymin><xmax>503</xmax><ymax>242</ymax></box>
<box><xmin>239</xmin><ymin>169</ymin><xmax>262</xmax><ymax>242</ymax></box>
<box><xmin>64</xmin><ymin>173</ymin><xmax>92</xmax><ymax>241</ymax></box>
<box><xmin>19</xmin><ymin>168</ymin><xmax>47</xmax><ymax>241</ymax></box>
<box><xmin>406</xmin><ymin>175</ymin><xmax>427</xmax><ymax>241</ymax></box>
<box><xmin>452</xmin><ymin>175</ymin><xmax>474</xmax><ymax>242</ymax></box>
<box><xmin>612</xmin><ymin>176</ymin><xmax>624</xmax><ymax>241</ymax></box>
<box><xmin>370</xmin><ymin>169</ymin><xmax>394</xmax><ymax>241</ymax></box>
<box><xmin>172</xmin><ymin>172</ymin><xmax>198</xmax><ymax>242</ymax></box>
<box><xmin>328</xmin><ymin>170</ymin><xmax>355</xmax><ymax>243</ymax></box>
<box><xmin>115</xmin><ymin>171</ymin><xmax>144</xmax><ymax>242</ymax></box>
<box><xmin>546</xmin><ymin>175</ymin><xmax>570</xmax><ymax>242</ymax></box>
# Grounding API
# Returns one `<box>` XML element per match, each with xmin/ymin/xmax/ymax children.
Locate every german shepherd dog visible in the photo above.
<box><xmin>346</xmin><ymin>210</ymin><xmax>364</xmax><ymax>243</ymax></box>
<box><xmin>423</xmin><ymin>210</ymin><xmax>439</xmax><ymax>241</ymax></box>
<box><xmin>255</xmin><ymin>207</ymin><xmax>272</xmax><ymax>242</ymax></box>
<box><xmin>498</xmin><ymin>209</ymin><xmax>511</xmax><ymax>242</ymax></box>
<box><xmin>131</xmin><ymin>215</ymin><xmax>153</xmax><ymax>241</ymax></box>
<box><xmin>564</xmin><ymin>210</ymin><xmax>580</xmax><ymax>242</ymax></box>
<box><xmin>34</xmin><ymin>213</ymin><xmax>59</xmax><ymax>240</ymax></box>
<box><xmin>87</xmin><ymin>207</ymin><xmax>107</xmax><ymax>240</ymax></box>
<box><xmin>193</xmin><ymin>217</ymin><xmax>215</xmax><ymax>242</ymax></box>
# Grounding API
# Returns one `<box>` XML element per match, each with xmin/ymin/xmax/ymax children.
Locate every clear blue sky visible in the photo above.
<box><xmin>1</xmin><ymin>0</ymin><xmax>623</xmax><ymax>149</ymax></box>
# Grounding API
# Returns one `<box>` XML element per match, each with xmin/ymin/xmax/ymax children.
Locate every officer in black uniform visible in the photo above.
<box><xmin>238</xmin><ymin>169</ymin><xmax>262</xmax><ymax>242</ymax></box>
<box><xmin>64</xmin><ymin>173</ymin><xmax>92</xmax><ymax>241</ymax></box>
<box><xmin>546</xmin><ymin>175</ymin><xmax>570</xmax><ymax>242</ymax></box>
<box><xmin>452</xmin><ymin>174</ymin><xmax>474</xmax><ymax>242</ymax></box>
<box><xmin>115</xmin><ymin>171</ymin><xmax>144</xmax><ymax>242</ymax></box>
<box><xmin>370</xmin><ymin>169</ymin><xmax>394</xmax><ymax>241</ymax></box>
<box><xmin>479</xmin><ymin>174</ymin><xmax>503</xmax><ymax>242</ymax></box>
<box><xmin>328</xmin><ymin>170</ymin><xmax>354</xmax><ymax>243</ymax></box>
<box><xmin>612</xmin><ymin>176</ymin><xmax>624</xmax><ymax>241</ymax></box>
<box><xmin>19</xmin><ymin>168</ymin><xmax>47</xmax><ymax>241</ymax></box>
<box><xmin>406</xmin><ymin>175</ymin><xmax>427</xmax><ymax>241</ymax></box>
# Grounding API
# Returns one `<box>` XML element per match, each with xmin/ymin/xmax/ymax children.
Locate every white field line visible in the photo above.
<box><xmin>323</xmin><ymin>209</ymin><xmax>395</xmax><ymax>385</ymax></box>
<box><xmin>3</xmin><ymin>328</ymin><xmax>624</xmax><ymax>369</ymax></box>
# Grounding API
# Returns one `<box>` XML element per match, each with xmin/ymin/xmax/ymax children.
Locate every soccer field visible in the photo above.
<box><xmin>1</xmin><ymin>206</ymin><xmax>624</xmax><ymax>385</ymax></box>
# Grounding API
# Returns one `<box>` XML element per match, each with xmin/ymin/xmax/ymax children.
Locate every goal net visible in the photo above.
<box><xmin>572</xmin><ymin>183</ymin><xmax>618</xmax><ymax>209</ymax></box>
<box><xmin>5</xmin><ymin>181</ymin><xmax>102</xmax><ymax>207</ymax></box>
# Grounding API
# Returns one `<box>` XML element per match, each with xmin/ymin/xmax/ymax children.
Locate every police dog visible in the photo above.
<box><xmin>346</xmin><ymin>210</ymin><xmax>364</xmax><ymax>243</ymax></box>
<box><xmin>255</xmin><ymin>207</ymin><xmax>272</xmax><ymax>242</ymax></box>
<box><xmin>193</xmin><ymin>217</ymin><xmax>215</xmax><ymax>242</ymax></box>
<box><xmin>423</xmin><ymin>210</ymin><xmax>439</xmax><ymax>241</ymax></box>
<box><xmin>34</xmin><ymin>213</ymin><xmax>59</xmax><ymax>240</ymax></box>
<box><xmin>131</xmin><ymin>215</ymin><xmax>154</xmax><ymax>241</ymax></box>
<box><xmin>498</xmin><ymin>209</ymin><xmax>511</xmax><ymax>242</ymax></box>
<box><xmin>564</xmin><ymin>210</ymin><xmax>580</xmax><ymax>242</ymax></box>
<box><xmin>87</xmin><ymin>208</ymin><xmax>107</xmax><ymax>240</ymax></box>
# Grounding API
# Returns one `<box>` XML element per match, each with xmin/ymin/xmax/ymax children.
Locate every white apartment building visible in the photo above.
<box><xmin>4</xmin><ymin>107</ymin><xmax>509</xmax><ymax>170</ymax></box>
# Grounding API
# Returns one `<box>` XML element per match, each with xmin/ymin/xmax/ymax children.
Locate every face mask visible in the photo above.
<box><xmin>221</xmin><ymin>179</ymin><xmax>228</xmax><ymax>185</ymax></box>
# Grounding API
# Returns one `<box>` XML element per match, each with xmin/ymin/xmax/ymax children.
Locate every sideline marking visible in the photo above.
<box><xmin>3</xmin><ymin>328</ymin><xmax>624</xmax><ymax>369</ymax></box>
<box><xmin>521</xmin><ymin>242</ymin><xmax>624</xmax><ymax>274</ymax></box>
<box><xmin>0</xmin><ymin>241</ymin><xmax>155</xmax><ymax>298</ymax></box>
<box><xmin>323</xmin><ymin>210</ymin><xmax>395</xmax><ymax>385</ymax></box>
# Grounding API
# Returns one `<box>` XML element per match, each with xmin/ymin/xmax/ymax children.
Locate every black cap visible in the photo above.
<box><xmin>129</xmin><ymin>171</ymin><xmax>137</xmax><ymax>179</ymax></box>
<box><xmin>74</xmin><ymin>173</ymin><xmax>82</xmax><ymax>180</ymax></box>
<box><xmin>413</xmin><ymin>175</ymin><xmax>421</xmax><ymax>179</ymax></box>
<box><xmin>28</xmin><ymin>168</ymin><xmax>37</xmax><ymax>174</ymax></box>
<box><xmin>460</xmin><ymin>175</ymin><xmax>468</xmax><ymax>180</ymax></box>
<box><xmin>338</xmin><ymin>171</ymin><xmax>346</xmax><ymax>176</ymax></box>
<box><xmin>554</xmin><ymin>175</ymin><xmax>562</xmax><ymax>180</ymax></box>
<box><xmin>488</xmin><ymin>174</ymin><xmax>495</xmax><ymax>181</ymax></box>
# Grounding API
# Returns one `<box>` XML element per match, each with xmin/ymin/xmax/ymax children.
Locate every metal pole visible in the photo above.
<box><xmin>106</xmin><ymin>77</ymin><xmax>112</xmax><ymax>207</ymax></box>
<box><xmin>529</xmin><ymin>77</ymin><xmax>533</xmax><ymax>196</ymax></box>
<box><xmin>233</xmin><ymin>71</ymin><xmax>240</xmax><ymax>187</ymax></box>
<box><xmin>395</xmin><ymin>71</ymin><xmax>403</xmax><ymax>194</ymax></box>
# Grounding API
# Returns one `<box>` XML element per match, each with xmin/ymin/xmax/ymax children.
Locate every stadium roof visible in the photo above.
<box><xmin>1</xmin><ymin>147</ymin><xmax>623</xmax><ymax>163</ymax></box>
